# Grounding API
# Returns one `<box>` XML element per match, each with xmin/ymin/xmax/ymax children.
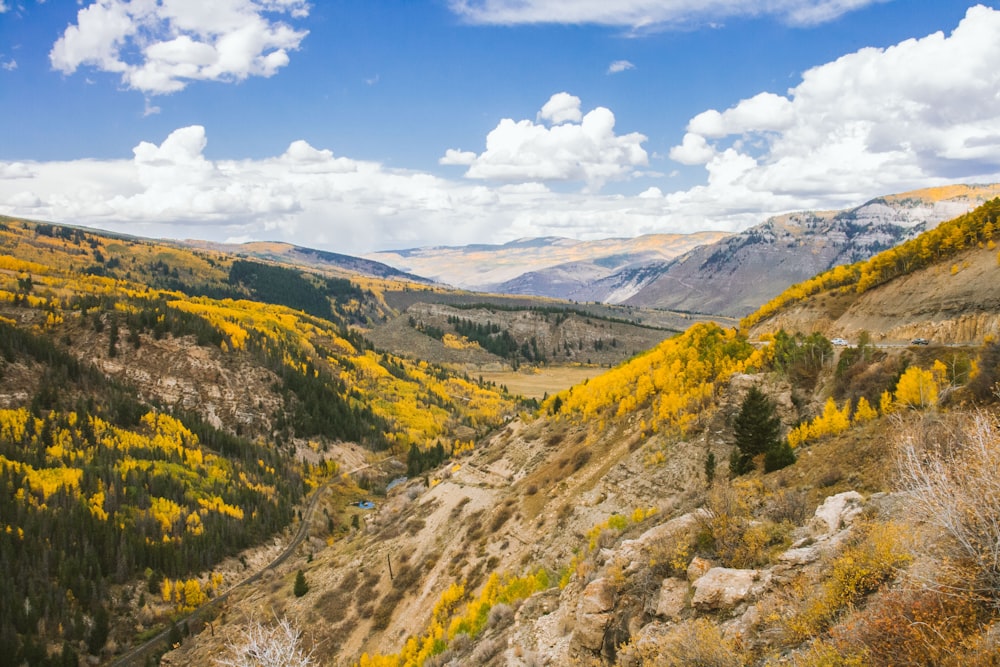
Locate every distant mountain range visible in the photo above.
<box><xmin>182</xmin><ymin>239</ymin><xmax>434</xmax><ymax>284</ymax></box>
<box><xmin>367</xmin><ymin>184</ymin><xmax>1000</xmax><ymax>316</ymax></box>
<box><xmin>365</xmin><ymin>232</ymin><xmax>730</xmax><ymax>294</ymax></box>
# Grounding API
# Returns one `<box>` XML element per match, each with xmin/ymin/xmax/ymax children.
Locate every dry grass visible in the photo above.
<box><xmin>479</xmin><ymin>367</ymin><xmax>608</xmax><ymax>399</ymax></box>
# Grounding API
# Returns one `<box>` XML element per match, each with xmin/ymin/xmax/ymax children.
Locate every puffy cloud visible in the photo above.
<box><xmin>0</xmin><ymin>163</ymin><xmax>33</xmax><ymax>179</ymax></box>
<box><xmin>687</xmin><ymin>92</ymin><xmax>795</xmax><ymax>138</ymax></box>
<box><xmin>607</xmin><ymin>60</ymin><xmax>635</xmax><ymax>74</ymax></box>
<box><xmin>0</xmin><ymin>125</ymin><xmax>708</xmax><ymax>254</ymax></box>
<box><xmin>538</xmin><ymin>92</ymin><xmax>582</xmax><ymax>124</ymax></box>
<box><xmin>49</xmin><ymin>0</ymin><xmax>309</xmax><ymax>94</ymax></box>
<box><xmin>443</xmin><ymin>93</ymin><xmax>648</xmax><ymax>191</ymax></box>
<box><xmin>5</xmin><ymin>9</ymin><xmax>1000</xmax><ymax>257</ymax></box>
<box><xmin>439</xmin><ymin>149</ymin><xmax>477</xmax><ymax>166</ymax></box>
<box><xmin>668</xmin><ymin>132</ymin><xmax>715</xmax><ymax>165</ymax></box>
<box><xmin>669</xmin><ymin>4</ymin><xmax>1000</xmax><ymax>204</ymax></box>
<box><xmin>449</xmin><ymin>0</ymin><xmax>886</xmax><ymax>28</ymax></box>
<box><xmin>2</xmin><ymin>59</ymin><xmax>16</xmax><ymax>71</ymax></box>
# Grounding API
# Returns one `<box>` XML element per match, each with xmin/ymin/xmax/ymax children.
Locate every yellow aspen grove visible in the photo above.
<box><xmin>894</xmin><ymin>366</ymin><xmax>939</xmax><ymax>408</ymax></box>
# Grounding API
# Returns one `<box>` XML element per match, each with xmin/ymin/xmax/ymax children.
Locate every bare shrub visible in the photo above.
<box><xmin>449</xmin><ymin>632</ymin><xmax>471</xmax><ymax>654</ymax></box>
<box><xmin>405</xmin><ymin>518</ymin><xmax>426</xmax><ymax>535</ymax></box>
<box><xmin>616</xmin><ymin>618</ymin><xmax>742</xmax><ymax>667</ymax></box>
<box><xmin>215</xmin><ymin>615</ymin><xmax>314</xmax><ymax>667</ymax></box>
<box><xmin>490</xmin><ymin>506</ymin><xmax>513</xmax><ymax>532</ymax></box>
<box><xmin>371</xmin><ymin>596</ymin><xmax>397</xmax><ymax>630</ymax></box>
<box><xmin>556</xmin><ymin>503</ymin><xmax>574</xmax><ymax>527</ymax></box>
<box><xmin>313</xmin><ymin>589</ymin><xmax>347</xmax><ymax>615</ymax></box>
<box><xmin>487</xmin><ymin>602</ymin><xmax>514</xmax><ymax>631</ymax></box>
<box><xmin>832</xmin><ymin>584</ymin><xmax>984</xmax><ymax>666</ymax></box>
<box><xmin>450</xmin><ymin>496</ymin><xmax>471</xmax><ymax>519</ymax></box>
<box><xmin>337</xmin><ymin>570</ymin><xmax>359</xmax><ymax>593</ymax></box>
<box><xmin>572</xmin><ymin>448</ymin><xmax>591</xmax><ymax>471</ymax></box>
<box><xmin>521</xmin><ymin>650</ymin><xmax>542</xmax><ymax>667</ymax></box>
<box><xmin>424</xmin><ymin>649</ymin><xmax>454</xmax><ymax>667</ymax></box>
<box><xmin>763</xmin><ymin>487</ymin><xmax>810</xmax><ymax>525</ymax></box>
<box><xmin>469</xmin><ymin>637</ymin><xmax>502</xmax><ymax>664</ymax></box>
<box><xmin>896</xmin><ymin>411</ymin><xmax>1000</xmax><ymax>604</ymax></box>
<box><xmin>817</xmin><ymin>468</ymin><xmax>843</xmax><ymax>488</ymax></box>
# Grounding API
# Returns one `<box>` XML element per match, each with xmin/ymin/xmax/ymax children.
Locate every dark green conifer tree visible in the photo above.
<box><xmin>731</xmin><ymin>386</ymin><xmax>782</xmax><ymax>475</ymax></box>
<box><xmin>294</xmin><ymin>569</ymin><xmax>309</xmax><ymax>598</ymax></box>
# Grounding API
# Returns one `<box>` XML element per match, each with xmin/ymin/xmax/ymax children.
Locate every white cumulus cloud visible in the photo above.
<box><xmin>443</xmin><ymin>93</ymin><xmax>649</xmax><ymax>191</ymax></box>
<box><xmin>0</xmin><ymin>163</ymin><xmax>35</xmax><ymax>179</ymax></box>
<box><xmin>538</xmin><ymin>92</ymin><xmax>582</xmax><ymax>124</ymax></box>
<box><xmin>49</xmin><ymin>0</ymin><xmax>309</xmax><ymax>94</ymax></box>
<box><xmin>0</xmin><ymin>125</ymin><xmax>697</xmax><ymax>254</ymax></box>
<box><xmin>449</xmin><ymin>0</ymin><xmax>887</xmax><ymax>28</ymax></box>
<box><xmin>669</xmin><ymin>4</ymin><xmax>1000</xmax><ymax>205</ymax></box>
<box><xmin>5</xmin><ymin>8</ymin><xmax>1000</xmax><ymax>257</ymax></box>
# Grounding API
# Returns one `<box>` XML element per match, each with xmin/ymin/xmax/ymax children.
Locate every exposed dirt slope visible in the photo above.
<box><xmin>750</xmin><ymin>244</ymin><xmax>1000</xmax><ymax>344</ymax></box>
<box><xmin>161</xmin><ymin>392</ymin><xmax>736</xmax><ymax>665</ymax></box>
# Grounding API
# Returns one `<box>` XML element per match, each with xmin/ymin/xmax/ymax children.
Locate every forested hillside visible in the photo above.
<box><xmin>0</xmin><ymin>218</ymin><xmax>519</xmax><ymax>665</ymax></box>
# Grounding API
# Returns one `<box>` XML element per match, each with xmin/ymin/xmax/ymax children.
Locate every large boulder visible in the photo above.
<box><xmin>614</xmin><ymin>510</ymin><xmax>709</xmax><ymax>574</ymax></box>
<box><xmin>691</xmin><ymin>568</ymin><xmax>770</xmax><ymax>611</ymax></box>
<box><xmin>809</xmin><ymin>491</ymin><xmax>864</xmax><ymax>536</ymax></box>
<box><xmin>579</xmin><ymin>577</ymin><xmax>615</xmax><ymax>615</ymax></box>
<box><xmin>655</xmin><ymin>578</ymin><xmax>689</xmax><ymax>620</ymax></box>
<box><xmin>573</xmin><ymin>577</ymin><xmax>616</xmax><ymax>650</ymax></box>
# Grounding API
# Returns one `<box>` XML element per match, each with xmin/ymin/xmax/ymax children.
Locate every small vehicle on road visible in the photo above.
<box><xmin>911</xmin><ymin>338</ymin><xmax>929</xmax><ymax>345</ymax></box>
<box><xmin>831</xmin><ymin>337</ymin><xmax>849</xmax><ymax>346</ymax></box>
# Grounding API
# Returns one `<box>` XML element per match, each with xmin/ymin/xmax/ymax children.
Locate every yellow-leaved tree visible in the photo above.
<box><xmin>894</xmin><ymin>366</ymin><xmax>938</xmax><ymax>408</ymax></box>
<box><xmin>852</xmin><ymin>396</ymin><xmax>878</xmax><ymax>424</ymax></box>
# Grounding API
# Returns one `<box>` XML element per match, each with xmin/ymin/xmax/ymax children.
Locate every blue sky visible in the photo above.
<box><xmin>1</xmin><ymin>1</ymin><xmax>999</xmax><ymax>254</ymax></box>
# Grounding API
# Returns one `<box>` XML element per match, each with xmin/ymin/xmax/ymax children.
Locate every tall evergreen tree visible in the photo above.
<box><xmin>731</xmin><ymin>386</ymin><xmax>782</xmax><ymax>475</ymax></box>
<box><xmin>294</xmin><ymin>569</ymin><xmax>309</xmax><ymax>598</ymax></box>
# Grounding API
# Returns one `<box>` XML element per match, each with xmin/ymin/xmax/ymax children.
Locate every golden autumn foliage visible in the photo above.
<box><xmin>0</xmin><ymin>217</ymin><xmax>515</xmax><ymax>459</ymax></box>
<box><xmin>546</xmin><ymin>322</ymin><xmax>766</xmax><ymax>436</ymax></box>
<box><xmin>893</xmin><ymin>366</ymin><xmax>939</xmax><ymax>408</ymax></box>
<box><xmin>852</xmin><ymin>396</ymin><xmax>878</xmax><ymax>424</ymax></box>
<box><xmin>0</xmin><ymin>216</ymin><xmax>523</xmax><ymax>658</ymax></box>
<box><xmin>788</xmin><ymin>398</ymin><xmax>854</xmax><ymax>448</ymax></box>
